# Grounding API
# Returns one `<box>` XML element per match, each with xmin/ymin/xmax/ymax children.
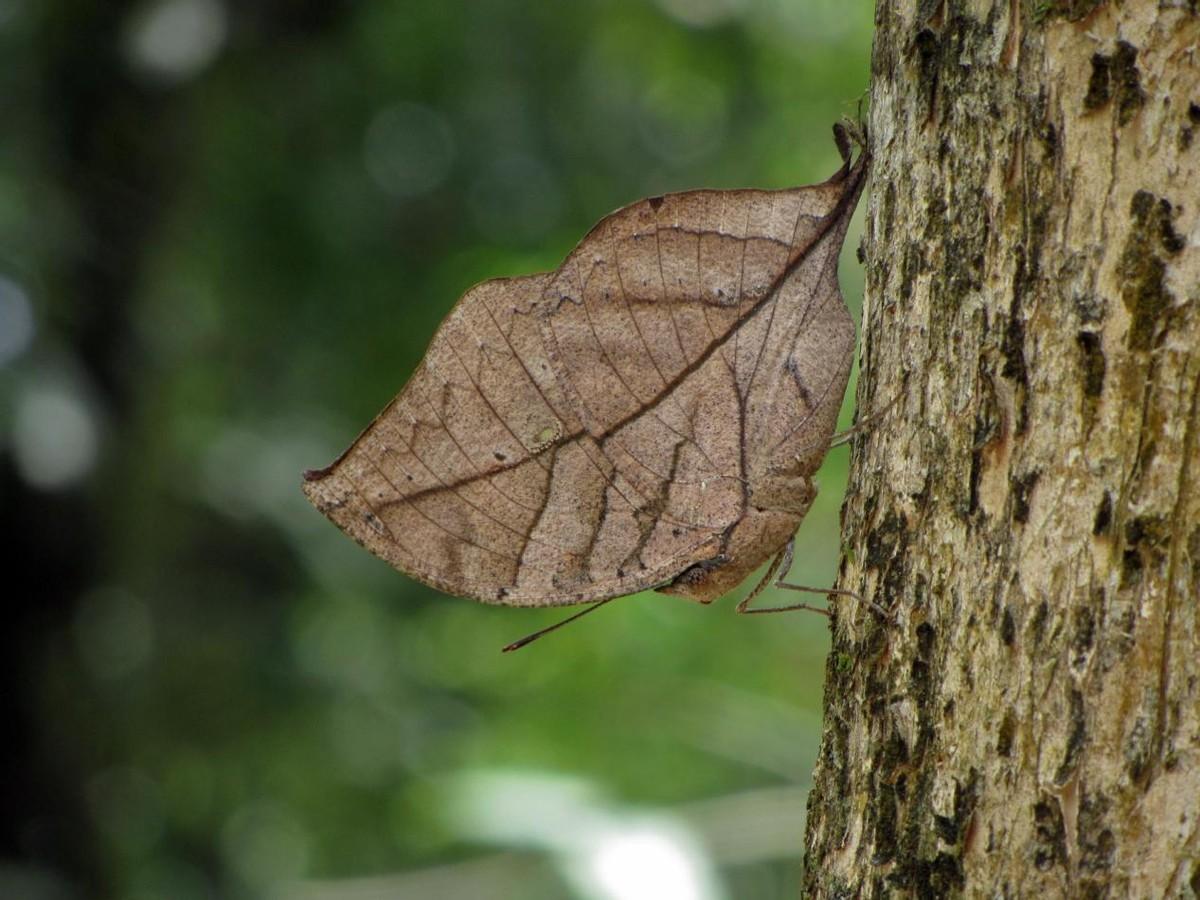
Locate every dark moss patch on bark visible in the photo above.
<box><xmin>1078</xmin><ymin>789</ymin><xmax>1115</xmax><ymax>875</ymax></box>
<box><xmin>808</xmin><ymin>669</ymin><xmax>853</xmax><ymax>861</ymax></box>
<box><xmin>883</xmin><ymin>730</ymin><xmax>910</xmax><ymax>770</ymax></box>
<box><xmin>1029</xmin><ymin>600</ymin><xmax>1050</xmax><ymax>644</ymax></box>
<box><xmin>882</xmin><ymin>771</ymin><xmax>968</xmax><ymax>898</ymax></box>
<box><xmin>913</xmin><ymin>855</ymin><xmax>965</xmax><ymax>898</ymax></box>
<box><xmin>1004</xmin><ymin>253</ymin><xmax>1029</xmax><ymax>387</ymax></box>
<box><xmin>1156</xmin><ymin>203</ymin><xmax>1185</xmax><ymax>255</ymax></box>
<box><xmin>871</xmin><ymin>777</ymin><xmax>899</xmax><ymax>864</ymax></box>
<box><xmin>1011</xmin><ymin>470</ymin><xmax>1040</xmax><ymax>524</ymax></box>
<box><xmin>997</xmin><ymin>710</ymin><xmax>1016</xmax><ymax>756</ymax></box>
<box><xmin>1121</xmin><ymin>545</ymin><xmax>1143</xmax><ymax>586</ymax></box>
<box><xmin>911</xmin><ymin>622</ymin><xmax>936</xmax><ymax>700</ymax></box>
<box><xmin>913</xmin><ymin>27</ymin><xmax>941</xmax><ymax>121</ymax></box>
<box><xmin>1184</xmin><ymin>102</ymin><xmax>1200</xmax><ymax>150</ymax></box>
<box><xmin>946</xmin><ymin>236</ymin><xmax>985</xmax><ymax>297</ymax></box>
<box><xmin>1076</xmin><ymin>330</ymin><xmax>1106</xmax><ymax>433</ymax></box>
<box><xmin>1092</xmin><ymin>492</ymin><xmax>1112</xmax><ymax>535</ymax></box>
<box><xmin>1121</xmin><ymin>514</ymin><xmax>1169</xmax><ymax>587</ymax></box>
<box><xmin>936</xmin><ymin>769</ymin><xmax>980</xmax><ymax>847</ymax></box>
<box><xmin>1033</xmin><ymin>798</ymin><xmax>1068</xmax><ymax>870</ymax></box>
<box><xmin>1071</xmin><ymin>599</ymin><xmax>1097</xmax><ymax>670</ymax></box>
<box><xmin>1120</xmin><ymin>251</ymin><xmax>1170</xmax><ymax>350</ymax></box>
<box><xmin>1004</xmin><ymin>243</ymin><xmax>1034</xmax><ymax>433</ymax></box>
<box><xmin>1083</xmin><ymin>52</ymin><xmax>1111</xmax><ymax>111</ymax></box>
<box><xmin>881</xmin><ymin>181</ymin><xmax>897</xmax><ymax>238</ymax></box>
<box><xmin>866</xmin><ymin>511</ymin><xmax>907</xmax><ymax>569</ymax></box>
<box><xmin>1124</xmin><ymin>713</ymin><xmax>1152</xmax><ymax>784</ymax></box>
<box><xmin>1054</xmin><ymin>688</ymin><xmax>1087</xmax><ymax>783</ymax></box>
<box><xmin>968</xmin><ymin>449</ymin><xmax>982</xmax><ymax>515</ymax></box>
<box><xmin>1112</xmin><ymin>41</ymin><xmax>1145</xmax><ymax>127</ymax></box>
<box><xmin>864</xmin><ymin>510</ymin><xmax>911</xmax><ymax>610</ymax></box>
<box><xmin>1118</xmin><ymin>191</ymin><xmax>1181</xmax><ymax>351</ymax></box>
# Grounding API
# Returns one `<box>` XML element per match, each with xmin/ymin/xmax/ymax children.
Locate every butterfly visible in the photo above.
<box><xmin>304</xmin><ymin>123</ymin><xmax>869</xmax><ymax>648</ymax></box>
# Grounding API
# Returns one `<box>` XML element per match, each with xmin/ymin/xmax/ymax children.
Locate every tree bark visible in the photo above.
<box><xmin>803</xmin><ymin>1</ymin><xmax>1200</xmax><ymax>896</ymax></box>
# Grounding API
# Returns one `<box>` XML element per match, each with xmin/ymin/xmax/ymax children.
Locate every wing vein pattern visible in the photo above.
<box><xmin>304</xmin><ymin>151</ymin><xmax>868</xmax><ymax>607</ymax></box>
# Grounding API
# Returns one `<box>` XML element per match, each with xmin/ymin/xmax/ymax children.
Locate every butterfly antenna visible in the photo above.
<box><xmin>502</xmin><ymin>597</ymin><xmax>618</xmax><ymax>653</ymax></box>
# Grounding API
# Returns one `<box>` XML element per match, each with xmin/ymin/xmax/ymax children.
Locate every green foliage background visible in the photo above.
<box><xmin>2</xmin><ymin>2</ymin><xmax>871</xmax><ymax>897</ymax></box>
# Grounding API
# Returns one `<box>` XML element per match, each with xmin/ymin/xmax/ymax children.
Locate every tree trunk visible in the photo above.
<box><xmin>803</xmin><ymin>1</ymin><xmax>1200</xmax><ymax>896</ymax></box>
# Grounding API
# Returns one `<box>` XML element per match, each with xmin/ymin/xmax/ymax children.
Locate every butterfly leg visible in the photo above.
<box><xmin>736</xmin><ymin>539</ymin><xmax>879</xmax><ymax>617</ymax></box>
<box><xmin>827</xmin><ymin>391</ymin><xmax>903</xmax><ymax>450</ymax></box>
<box><xmin>735</xmin><ymin>540</ymin><xmax>847</xmax><ymax>616</ymax></box>
<box><xmin>735</xmin><ymin>539</ymin><xmax>795</xmax><ymax>613</ymax></box>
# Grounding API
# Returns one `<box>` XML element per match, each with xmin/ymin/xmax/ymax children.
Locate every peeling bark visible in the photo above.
<box><xmin>804</xmin><ymin>1</ymin><xmax>1200</xmax><ymax>896</ymax></box>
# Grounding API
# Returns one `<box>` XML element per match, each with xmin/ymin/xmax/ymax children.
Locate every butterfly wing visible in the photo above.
<box><xmin>301</xmin><ymin>273</ymin><xmax>724</xmax><ymax>607</ymax></box>
<box><xmin>303</xmin><ymin>148</ymin><xmax>867</xmax><ymax>606</ymax></box>
<box><xmin>537</xmin><ymin>158</ymin><xmax>866</xmax><ymax>579</ymax></box>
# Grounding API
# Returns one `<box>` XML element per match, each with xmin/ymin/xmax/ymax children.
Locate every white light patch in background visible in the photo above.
<box><xmin>0</xmin><ymin>275</ymin><xmax>35</xmax><ymax>367</ymax></box>
<box><xmin>125</xmin><ymin>0</ymin><xmax>227</xmax><ymax>83</ymax></box>
<box><xmin>444</xmin><ymin>771</ymin><xmax>724</xmax><ymax>900</ymax></box>
<box><xmin>287</xmin><ymin>781</ymin><xmax>807</xmax><ymax>898</ymax></box>
<box><xmin>584</xmin><ymin>824</ymin><xmax>712</xmax><ymax>900</ymax></box>
<box><xmin>12</xmin><ymin>379</ymin><xmax>101</xmax><ymax>490</ymax></box>
<box><xmin>363</xmin><ymin>102</ymin><xmax>456</xmax><ymax>200</ymax></box>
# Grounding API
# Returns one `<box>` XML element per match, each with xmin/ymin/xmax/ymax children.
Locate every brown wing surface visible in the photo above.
<box><xmin>303</xmin><ymin>146</ymin><xmax>868</xmax><ymax>607</ymax></box>
<box><xmin>302</xmin><ymin>273</ymin><xmax>725</xmax><ymax>607</ymax></box>
<box><xmin>538</xmin><ymin>158</ymin><xmax>865</xmax><ymax>533</ymax></box>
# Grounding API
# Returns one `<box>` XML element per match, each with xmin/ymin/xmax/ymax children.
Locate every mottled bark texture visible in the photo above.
<box><xmin>804</xmin><ymin>1</ymin><xmax>1200</xmax><ymax>897</ymax></box>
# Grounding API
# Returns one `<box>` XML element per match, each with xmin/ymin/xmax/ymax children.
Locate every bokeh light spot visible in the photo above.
<box><xmin>0</xmin><ymin>275</ymin><xmax>34</xmax><ymax>366</ymax></box>
<box><xmin>125</xmin><ymin>0</ymin><xmax>227</xmax><ymax>83</ymax></box>
<box><xmin>12</xmin><ymin>380</ymin><xmax>100</xmax><ymax>490</ymax></box>
<box><xmin>220</xmin><ymin>802</ymin><xmax>310</xmax><ymax>892</ymax></box>
<box><xmin>363</xmin><ymin>102</ymin><xmax>456</xmax><ymax>200</ymax></box>
<box><xmin>588</xmin><ymin>827</ymin><xmax>712</xmax><ymax>900</ymax></box>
